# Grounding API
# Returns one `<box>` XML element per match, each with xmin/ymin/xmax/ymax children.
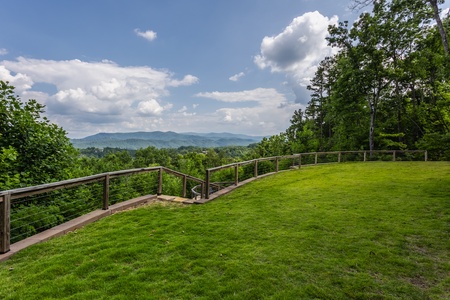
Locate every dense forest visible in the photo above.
<box><xmin>1</xmin><ymin>0</ymin><xmax>449</xmax><ymax>192</ymax></box>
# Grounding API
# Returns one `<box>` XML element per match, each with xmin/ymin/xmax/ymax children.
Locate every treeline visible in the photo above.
<box><xmin>76</xmin><ymin>145</ymin><xmax>253</xmax><ymax>180</ymax></box>
<box><xmin>257</xmin><ymin>0</ymin><xmax>450</xmax><ymax>160</ymax></box>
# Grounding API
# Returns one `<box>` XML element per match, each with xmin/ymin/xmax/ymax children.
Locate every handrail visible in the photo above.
<box><xmin>204</xmin><ymin>150</ymin><xmax>428</xmax><ymax>199</ymax></box>
<box><xmin>0</xmin><ymin>166</ymin><xmax>205</xmax><ymax>254</ymax></box>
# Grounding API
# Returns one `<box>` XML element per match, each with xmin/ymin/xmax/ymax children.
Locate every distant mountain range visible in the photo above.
<box><xmin>70</xmin><ymin>131</ymin><xmax>264</xmax><ymax>149</ymax></box>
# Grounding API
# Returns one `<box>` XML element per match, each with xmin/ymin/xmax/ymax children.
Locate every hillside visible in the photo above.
<box><xmin>70</xmin><ymin>131</ymin><xmax>264</xmax><ymax>149</ymax></box>
<box><xmin>1</xmin><ymin>162</ymin><xmax>449</xmax><ymax>299</ymax></box>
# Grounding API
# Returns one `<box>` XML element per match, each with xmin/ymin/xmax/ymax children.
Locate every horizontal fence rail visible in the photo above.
<box><xmin>0</xmin><ymin>167</ymin><xmax>204</xmax><ymax>254</ymax></box>
<box><xmin>0</xmin><ymin>149</ymin><xmax>427</xmax><ymax>254</ymax></box>
<box><xmin>204</xmin><ymin>150</ymin><xmax>428</xmax><ymax>199</ymax></box>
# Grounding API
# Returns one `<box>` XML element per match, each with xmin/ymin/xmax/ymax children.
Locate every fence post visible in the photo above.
<box><xmin>205</xmin><ymin>170</ymin><xmax>210</xmax><ymax>199</ymax></box>
<box><xmin>299</xmin><ymin>154</ymin><xmax>302</xmax><ymax>168</ymax></box>
<box><xmin>234</xmin><ymin>164</ymin><xmax>239</xmax><ymax>186</ymax></box>
<box><xmin>393</xmin><ymin>150</ymin><xmax>396</xmax><ymax>162</ymax></box>
<box><xmin>0</xmin><ymin>193</ymin><xmax>11</xmax><ymax>254</ymax></box>
<box><xmin>157</xmin><ymin>168</ymin><xmax>163</xmax><ymax>195</ymax></box>
<box><xmin>338</xmin><ymin>152</ymin><xmax>341</xmax><ymax>163</ymax></box>
<box><xmin>364</xmin><ymin>151</ymin><xmax>367</xmax><ymax>162</ymax></box>
<box><xmin>424</xmin><ymin>150</ymin><xmax>428</xmax><ymax>161</ymax></box>
<box><xmin>254</xmin><ymin>160</ymin><xmax>258</xmax><ymax>178</ymax></box>
<box><xmin>102</xmin><ymin>173</ymin><xmax>110</xmax><ymax>210</ymax></box>
<box><xmin>182</xmin><ymin>175</ymin><xmax>187</xmax><ymax>198</ymax></box>
<box><xmin>315</xmin><ymin>153</ymin><xmax>318</xmax><ymax>165</ymax></box>
<box><xmin>275</xmin><ymin>157</ymin><xmax>279</xmax><ymax>172</ymax></box>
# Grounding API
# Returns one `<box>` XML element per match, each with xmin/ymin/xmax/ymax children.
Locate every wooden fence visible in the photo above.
<box><xmin>0</xmin><ymin>167</ymin><xmax>204</xmax><ymax>254</ymax></box>
<box><xmin>204</xmin><ymin>150</ymin><xmax>428</xmax><ymax>199</ymax></box>
<box><xmin>0</xmin><ymin>149</ymin><xmax>427</xmax><ymax>254</ymax></box>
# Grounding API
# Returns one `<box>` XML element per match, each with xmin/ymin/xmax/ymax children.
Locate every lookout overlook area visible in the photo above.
<box><xmin>1</xmin><ymin>158</ymin><xmax>449</xmax><ymax>299</ymax></box>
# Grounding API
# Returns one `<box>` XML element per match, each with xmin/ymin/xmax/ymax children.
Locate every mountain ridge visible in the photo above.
<box><xmin>71</xmin><ymin>131</ymin><xmax>264</xmax><ymax>149</ymax></box>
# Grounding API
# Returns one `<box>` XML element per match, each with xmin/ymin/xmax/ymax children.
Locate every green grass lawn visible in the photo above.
<box><xmin>1</xmin><ymin>162</ymin><xmax>449</xmax><ymax>299</ymax></box>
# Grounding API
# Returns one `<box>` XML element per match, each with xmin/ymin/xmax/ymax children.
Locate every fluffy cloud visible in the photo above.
<box><xmin>254</xmin><ymin>11</ymin><xmax>338</xmax><ymax>95</ymax></box>
<box><xmin>0</xmin><ymin>57</ymin><xmax>198</xmax><ymax>137</ymax></box>
<box><xmin>195</xmin><ymin>88</ymin><xmax>285</xmax><ymax>104</ymax></box>
<box><xmin>137</xmin><ymin>99</ymin><xmax>164</xmax><ymax>115</ymax></box>
<box><xmin>134</xmin><ymin>28</ymin><xmax>157</xmax><ymax>41</ymax></box>
<box><xmin>229</xmin><ymin>72</ymin><xmax>245</xmax><ymax>82</ymax></box>
<box><xmin>168</xmin><ymin>74</ymin><xmax>199</xmax><ymax>87</ymax></box>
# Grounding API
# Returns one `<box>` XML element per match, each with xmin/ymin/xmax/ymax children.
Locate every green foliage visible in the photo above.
<box><xmin>0</xmin><ymin>145</ymin><xmax>21</xmax><ymax>189</ymax></box>
<box><xmin>416</xmin><ymin>132</ymin><xmax>450</xmax><ymax>160</ymax></box>
<box><xmin>0</xmin><ymin>81</ymin><xmax>78</xmax><ymax>189</ymax></box>
<box><xmin>10</xmin><ymin>204</ymin><xmax>64</xmax><ymax>243</ymax></box>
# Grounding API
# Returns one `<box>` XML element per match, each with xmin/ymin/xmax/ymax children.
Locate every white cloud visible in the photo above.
<box><xmin>0</xmin><ymin>48</ymin><xmax>8</xmax><ymax>56</ymax></box>
<box><xmin>441</xmin><ymin>8</ymin><xmax>449</xmax><ymax>19</ymax></box>
<box><xmin>134</xmin><ymin>28</ymin><xmax>157</xmax><ymax>41</ymax></box>
<box><xmin>229</xmin><ymin>72</ymin><xmax>245</xmax><ymax>81</ymax></box>
<box><xmin>169</xmin><ymin>74</ymin><xmax>199</xmax><ymax>87</ymax></box>
<box><xmin>138</xmin><ymin>99</ymin><xmax>164</xmax><ymax>115</ymax></box>
<box><xmin>0</xmin><ymin>57</ymin><xmax>198</xmax><ymax>137</ymax></box>
<box><xmin>254</xmin><ymin>11</ymin><xmax>338</xmax><ymax>87</ymax></box>
<box><xmin>195</xmin><ymin>88</ymin><xmax>286</xmax><ymax>105</ymax></box>
<box><xmin>192</xmin><ymin>88</ymin><xmax>302</xmax><ymax>135</ymax></box>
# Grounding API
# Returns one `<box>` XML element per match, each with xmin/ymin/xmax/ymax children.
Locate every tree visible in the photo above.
<box><xmin>351</xmin><ymin>0</ymin><xmax>449</xmax><ymax>54</ymax></box>
<box><xmin>282</xmin><ymin>0</ymin><xmax>450</xmax><ymax>158</ymax></box>
<box><xmin>0</xmin><ymin>81</ymin><xmax>78</xmax><ymax>189</ymax></box>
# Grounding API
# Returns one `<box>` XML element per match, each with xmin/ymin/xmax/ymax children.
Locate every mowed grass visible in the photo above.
<box><xmin>1</xmin><ymin>162</ymin><xmax>449</xmax><ymax>299</ymax></box>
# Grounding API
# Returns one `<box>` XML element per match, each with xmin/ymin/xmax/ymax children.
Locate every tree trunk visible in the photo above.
<box><xmin>369</xmin><ymin>101</ymin><xmax>376</xmax><ymax>158</ymax></box>
<box><xmin>428</xmin><ymin>0</ymin><xmax>449</xmax><ymax>55</ymax></box>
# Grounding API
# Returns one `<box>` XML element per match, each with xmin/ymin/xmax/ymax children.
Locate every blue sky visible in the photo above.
<box><xmin>1</xmin><ymin>1</ymin><xmax>448</xmax><ymax>138</ymax></box>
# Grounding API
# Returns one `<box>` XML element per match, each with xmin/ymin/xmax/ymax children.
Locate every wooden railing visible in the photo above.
<box><xmin>204</xmin><ymin>150</ymin><xmax>428</xmax><ymax>199</ymax></box>
<box><xmin>0</xmin><ymin>149</ymin><xmax>427</xmax><ymax>254</ymax></box>
<box><xmin>0</xmin><ymin>167</ymin><xmax>204</xmax><ymax>254</ymax></box>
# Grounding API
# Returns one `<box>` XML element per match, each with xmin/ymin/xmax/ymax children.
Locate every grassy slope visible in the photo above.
<box><xmin>0</xmin><ymin>162</ymin><xmax>449</xmax><ymax>299</ymax></box>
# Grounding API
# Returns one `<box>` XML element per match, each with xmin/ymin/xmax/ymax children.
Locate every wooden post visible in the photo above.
<box><xmin>338</xmin><ymin>152</ymin><xmax>341</xmax><ymax>163</ymax></box>
<box><xmin>0</xmin><ymin>193</ymin><xmax>11</xmax><ymax>254</ymax></box>
<box><xmin>182</xmin><ymin>175</ymin><xmax>187</xmax><ymax>198</ymax></box>
<box><xmin>299</xmin><ymin>154</ymin><xmax>302</xmax><ymax>168</ymax></box>
<box><xmin>275</xmin><ymin>158</ymin><xmax>279</xmax><ymax>172</ymax></box>
<box><xmin>234</xmin><ymin>164</ymin><xmax>239</xmax><ymax>186</ymax></box>
<box><xmin>393</xmin><ymin>150</ymin><xmax>396</xmax><ymax>162</ymax></box>
<box><xmin>102</xmin><ymin>173</ymin><xmax>110</xmax><ymax>210</ymax></box>
<box><xmin>157</xmin><ymin>168</ymin><xmax>163</xmax><ymax>195</ymax></box>
<box><xmin>315</xmin><ymin>153</ymin><xmax>318</xmax><ymax>165</ymax></box>
<box><xmin>254</xmin><ymin>160</ymin><xmax>258</xmax><ymax>178</ymax></box>
<box><xmin>205</xmin><ymin>170</ymin><xmax>210</xmax><ymax>199</ymax></box>
<box><xmin>364</xmin><ymin>151</ymin><xmax>367</xmax><ymax>162</ymax></box>
<box><xmin>425</xmin><ymin>150</ymin><xmax>428</xmax><ymax>162</ymax></box>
